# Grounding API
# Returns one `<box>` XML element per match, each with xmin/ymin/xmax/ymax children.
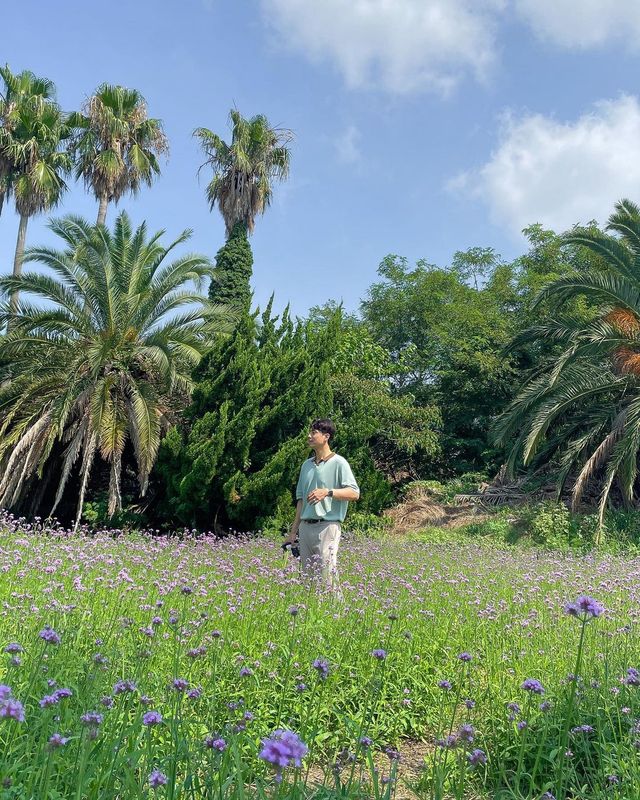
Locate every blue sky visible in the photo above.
<box><xmin>3</xmin><ymin>0</ymin><xmax>640</xmax><ymax>317</ymax></box>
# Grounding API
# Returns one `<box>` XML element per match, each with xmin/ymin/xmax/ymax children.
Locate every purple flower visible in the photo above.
<box><xmin>205</xmin><ymin>736</ymin><xmax>227</xmax><ymax>751</ymax></box>
<box><xmin>39</xmin><ymin>694</ymin><xmax>59</xmax><ymax>708</ymax></box>
<box><xmin>435</xmin><ymin>734</ymin><xmax>458</xmax><ymax>749</ymax></box>
<box><xmin>0</xmin><ymin>697</ymin><xmax>25</xmax><ymax>722</ymax></box>
<box><xmin>564</xmin><ymin>595</ymin><xmax>604</xmax><ymax>619</ymax></box>
<box><xmin>143</xmin><ymin>711</ymin><xmax>163</xmax><ymax>726</ymax></box>
<box><xmin>4</xmin><ymin>643</ymin><xmax>22</xmax><ymax>654</ymax></box>
<box><xmin>53</xmin><ymin>688</ymin><xmax>72</xmax><ymax>701</ymax></box>
<box><xmin>101</xmin><ymin>696</ymin><xmax>114</xmax><ymax>708</ymax></box>
<box><xmin>312</xmin><ymin>658</ymin><xmax>329</xmax><ymax>681</ymax></box>
<box><xmin>360</xmin><ymin>736</ymin><xmax>373</xmax><ymax>748</ymax></box>
<box><xmin>571</xmin><ymin>724</ymin><xmax>594</xmax><ymax>735</ymax></box>
<box><xmin>259</xmin><ymin>729</ymin><xmax>308</xmax><ymax>781</ymax></box>
<box><xmin>624</xmin><ymin>668</ymin><xmax>640</xmax><ymax>687</ymax></box>
<box><xmin>458</xmin><ymin>652</ymin><xmax>472</xmax><ymax>662</ymax></box>
<box><xmin>187</xmin><ymin>687</ymin><xmax>202</xmax><ymax>700</ymax></box>
<box><xmin>48</xmin><ymin>733</ymin><xmax>69</xmax><ymax>749</ymax></box>
<box><xmin>458</xmin><ymin>724</ymin><xmax>475</xmax><ymax>743</ymax></box>
<box><xmin>288</xmin><ymin>605</ymin><xmax>300</xmax><ymax>616</ymax></box>
<box><xmin>521</xmin><ymin>678</ymin><xmax>545</xmax><ymax>695</ymax></box>
<box><xmin>239</xmin><ymin>667</ymin><xmax>253</xmax><ymax>677</ymax></box>
<box><xmin>113</xmin><ymin>679</ymin><xmax>137</xmax><ymax>695</ymax></box>
<box><xmin>517</xmin><ymin>720</ymin><xmax>528</xmax><ymax>731</ymax></box>
<box><xmin>80</xmin><ymin>711</ymin><xmax>103</xmax><ymax>727</ymax></box>
<box><xmin>467</xmin><ymin>748</ymin><xmax>487</xmax><ymax>767</ymax></box>
<box><xmin>39</xmin><ymin>627</ymin><xmax>61</xmax><ymax>645</ymax></box>
<box><xmin>371</xmin><ymin>649</ymin><xmax>387</xmax><ymax>660</ymax></box>
<box><xmin>438</xmin><ymin>680</ymin><xmax>452</xmax><ymax>691</ymax></box>
<box><xmin>149</xmin><ymin>769</ymin><xmax>168</xmax><ymax>788</ymax></box>
<box><xmin>464</xmin><ymin>698</ymin><xmax>476</xmax><ymax>709</ymax></box>
<box><xmin>172</xmin><ymin>678</ymin><xmax>188</xmax><ymax>692</ymax></box>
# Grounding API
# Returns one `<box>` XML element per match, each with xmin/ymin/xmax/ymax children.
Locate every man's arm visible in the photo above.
<box><xmin>306</xmin><ymin>486</ymin><xmax>359</xmax><ymax>503</ymax></box>
<box><xmin>284</xmin><ymin>499</ymin><xmax>303</xmax><ymax>544</ymax></box>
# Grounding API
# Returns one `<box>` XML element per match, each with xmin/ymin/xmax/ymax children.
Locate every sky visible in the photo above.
<box><xmin>2</xmin><ymin>0</ymin><xmax>640</xmax><ymax>317</ymax></box>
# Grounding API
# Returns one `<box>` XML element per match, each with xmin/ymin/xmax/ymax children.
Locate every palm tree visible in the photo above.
<box><xmin>195</xmin><ymin>109</ymin><xmax>292</xmax><ymax>236</ymax></box>
<box><xmin>493</xmin><ymin>199</ymin><xmax>640</xmax><ymax>535</ymax></box>
<box><xmin>0</xmin><ymin>212</ymin><xmax>229</xmax><ymax>529</ymax></box>
<box><xmin>0</xmin><ymin>66</ymin><xmax>70</xmax><ymax>313</ymax></box>
<box><xmin>70</xmin><ymin>84</ymin><xmax>168</xmax><ymax>226</ymax></box>
<box><xmin>194</xmin><ymin>110</ymin><xmax>292</xmax><ymax>309</ymax></box>
<box><xmin>0</xmin><ymin>66</ymin><xmax>56</xmax><ymax>216</ymax></box>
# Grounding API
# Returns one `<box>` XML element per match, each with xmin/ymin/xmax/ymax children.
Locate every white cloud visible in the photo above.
<box><xmin>335</xmin><ymin>125</ymin><xmax>362</xmax><ymax>164</ymax></box>
<box><xmin>261</xmin><ymin>0</ymin><xmax>505</xmax><ymax>95</ymax></box>
<box><xmin>449</xmin><ymin>96</ymin><xmax>640</xmax><ymax>237</ymax></box>
<box><xmin>515</xmin><ymin>0</ymin><xmax>640</xmax><ymax>49</ymax></box>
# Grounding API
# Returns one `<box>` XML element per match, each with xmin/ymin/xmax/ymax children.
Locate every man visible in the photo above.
<box><xmin>284</xmin><ymin>418</ymin><xmax>359</xmax><ymax>589</ymax></box>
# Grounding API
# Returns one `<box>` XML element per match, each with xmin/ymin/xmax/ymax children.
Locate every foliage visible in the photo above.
<box><xmin>1</xmin><ymin>520</ymin><xmax>640</xmax><ymax>798</ymax></box>
<box><xmin>155</xmin><ymin>303</ymin><xmax>335</xmax><ymax>530</ymax></box>
<box><xmin>0</xmin><ymin>212</ymin><xmax>225</xmax><ymax>527</ymax></box>
<box><xmin>194</xmin><ymin>109</ymin><xmax>292</xmax><ymax>236</ymax></box>
<box><xmin>69</xmin><ymin>83</ymin><xmax>168</xmax><ymax>225</ymax></box>
<box><xmin>494</xmin><ymin>199</ymin><xmax>640</xmax><ymax>531</ymax></box>
<box><xmin>210</xmin><ymin>221</ymin><xmax>254</xmax><ymax>310</ymax></box>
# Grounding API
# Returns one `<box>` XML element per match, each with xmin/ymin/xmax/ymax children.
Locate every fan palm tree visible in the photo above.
<box><xmin>0</xmin><ymin>66</ymin><xmax>71</xmax><ymax>313</ymax></box>
<box><xmin>0</xmin><ymin>65</ymin><xmax>56</xmax><ymax>216</ymax></box>
<box><xmin>0</xmin><ymin>212</ymin><xmax>228</xmax><ymax>529</ymax></box>
<box><xmin>70</xmin><ymin>84</ymin><xmax>168</xmax><ymax>226</ymax></box>
<box><xmin>194</xmin><ymin>109</ymin><xmax>292</xmax><ymax>237</ymax></box>
<box><xmin>493</xmin><ymin>199</ymin><xmax>640</xmax><ymax>536</ymax></box>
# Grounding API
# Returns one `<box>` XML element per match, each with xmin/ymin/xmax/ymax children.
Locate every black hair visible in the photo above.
<box><xmin>310</xmin><ymin>418</ymin><xmax>336</xmax><ymax>440</ymax></box>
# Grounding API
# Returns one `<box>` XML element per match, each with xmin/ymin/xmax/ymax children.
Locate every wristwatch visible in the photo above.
<box><xmin>327</xmin><ymin>489</ymin><xmax>334</xmax><ymax>497</ymax></box>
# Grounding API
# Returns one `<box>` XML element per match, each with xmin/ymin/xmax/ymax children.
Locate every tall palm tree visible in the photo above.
<box><xmin>0</xmin><ymin>65</ymin><xmax>56</xmax><ymax>216</ymax></box>
<box><xmin>0</xmin><ymin>66</ymin><xmax>70</xmax><ymax>313</ymax></box>
<box><xmin>0</xmin><ymin>212</ymin><xmax>229</xmax><ymax>529</ymax></box>
<box><xmin>493</xmin><ymin>199</ymin><xmax>640</xmax><ymax>535</ymax></box>
<box><xmin>195</xmin><ymin>109</ymin><xmax>292</xmax><ymax>236</ymax></box>
<box><xmin>194</xmin><ymin>110</ymin><xmax>292</xmax><ymax>307</ymax></box>
<box><xmin>70</xmin><ymin>84</ymin><xmax>168</xmax><ymax>226</ymax></box>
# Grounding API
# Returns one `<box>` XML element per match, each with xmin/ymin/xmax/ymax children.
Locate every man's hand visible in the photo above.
<box><xmin>284</xmin><ymin>526</ymin><xmax>299</xmax><ymax>545</ymax></box>
<box><xmin>307</xmin><ymin>487</ymin><xmax>329</xmax><ymax>504</ymax></box>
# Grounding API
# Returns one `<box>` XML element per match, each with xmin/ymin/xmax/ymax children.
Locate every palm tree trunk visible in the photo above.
<box><xmin>97</xmin><ymin>194</ymin><xmax>109</xmax><ymax>226</ymax></box>
<box><xmin>10</xmin><ymin>213</ymin><xmax>29</xmax><ymax>316</ymax></box>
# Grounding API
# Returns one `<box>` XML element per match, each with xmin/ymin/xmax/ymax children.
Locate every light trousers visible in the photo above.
<box><xmin>298</xmin><ymin>520</ymin><xmax>341</xmax><ymax>590</ymax></box>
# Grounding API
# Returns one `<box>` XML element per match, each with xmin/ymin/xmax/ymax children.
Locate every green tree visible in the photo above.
<box><xmin>70</xmin><ymin>84</ymin><xmax>168</xmax><ymax>226</ymax></box>
<box><xmin>0</xmin><ymin>212</ymin><xmax>225</xmax><ymax>528</ymax></box>
<box><xmin>157</xmin><ymin>301</ymin><xmax>334</xmax><ymax>530</ymax></box>
<box><xmin>0</xmin><ymin>66</ymin><xmax>72</xmax><ymax>313</ymax></box>
<box><xmin>194</xmin><ymin>110</ymin><xmax>292</xmax><ymax>308</ymax></box>
<box><xmin>494</xmin><ymin>199</ymin><xmax>640</xmax><ymax>532</ymax></box>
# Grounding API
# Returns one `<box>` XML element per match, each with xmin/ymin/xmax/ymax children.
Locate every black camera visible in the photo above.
<box><xmin>281</xmin><ymin>540</ymin><xmax>300</xmax><ymax>558</ymax></box>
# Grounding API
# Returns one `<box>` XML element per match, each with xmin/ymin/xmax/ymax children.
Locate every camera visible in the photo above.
<box><xmin>281</xmin><ymin>540</ymin><xmax>300</xmax><ymax>558</ymax></box>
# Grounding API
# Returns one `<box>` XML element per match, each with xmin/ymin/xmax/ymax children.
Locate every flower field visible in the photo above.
<box><xmin>0</xmin><ymin>517</ymin><xmax>639</xmax><ymax>799</ymax></box>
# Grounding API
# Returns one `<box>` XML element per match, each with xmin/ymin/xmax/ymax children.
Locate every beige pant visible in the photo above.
<box><xmin>299</xmin><ymin>520</ymin><xmax>341</xmax><ymax>590</ymax></box>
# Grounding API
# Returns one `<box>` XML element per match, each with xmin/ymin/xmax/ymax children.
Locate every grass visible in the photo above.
<box><xmin>0</xmin><ymin>512</ymin><xmax>639</xmax><ymax>799</ymax></box>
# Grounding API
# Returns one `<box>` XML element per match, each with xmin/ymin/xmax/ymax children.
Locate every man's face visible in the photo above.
<box><xmin>308</xmin><ymin>427</ymin><xmax>329</xmax><ymax>447</ymax></box>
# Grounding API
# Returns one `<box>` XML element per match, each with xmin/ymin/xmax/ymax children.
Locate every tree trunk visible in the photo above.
<box><xmin>10</xmin><ymin>213</ymin><xmax>29</xmax><ymax>316</ymax></box>
<box><xmin>97</xmin><ymin>194</ymin><xmax>108</xmax><ymax>226</ymax></box>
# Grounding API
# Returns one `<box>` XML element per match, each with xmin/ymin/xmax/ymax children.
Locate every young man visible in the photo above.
<box><xmin>284</xmin><ymin>418</ymin><xmax>359</xmax><ymax>588</ymax></box>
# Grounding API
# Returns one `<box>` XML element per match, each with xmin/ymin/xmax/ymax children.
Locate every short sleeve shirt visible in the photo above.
<box><xmin>296</xmin><ymin>453</ymin><xmax>359</xmax><ymax>521</ymax></box>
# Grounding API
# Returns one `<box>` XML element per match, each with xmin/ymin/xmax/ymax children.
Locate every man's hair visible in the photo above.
<box><xmin>311</xmin><ymin>418</ymin><xmax>336</xmax><ymax>439</ymax></box>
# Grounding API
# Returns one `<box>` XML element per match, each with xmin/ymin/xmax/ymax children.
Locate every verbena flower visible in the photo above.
<box><xmin>205</xmin><ymin>736</ymin><xmax>227</xmax><ymax>751</ymax></box>
<box><xmin>80</xmin><ymin>711</ymin><xmax>103</xmax><ymax>727</ymax></box>
<box><xmin>467</xmin><ymin>748</ymin><xmax>487</xmax><ymax>767</ymax></box>
<box><xmin>458</xmin><ymin>652</ymin><xmax>472</xmax><ymax>662</ymax></box>
<box><xmin>371</xmin><ymin>648</ymin><xmax>387</xmax><ymax>660</ymax></box>
<box><xmin>564</xmin><ymin>596</ymin><xmax>604</xmax><ymax>619</ymax></box>
<box><xmin>39</xmin><ymin>627</ymin><xmax>61</xmax><ymax>645</ymax></box>
<box><xmin>143</xmin><ymin>711</ymin><xmax>163</xmax><ymax>726</ymax></box>
<box><xmin>259</xmin><ymin>729</ymin><xmax>308</xmax><ymax>782</ymax></box>
<box><xmin>48</xmin><ymin>733</ymin><xmax>69</xmax><ymax>749</ymax></box>
<box><xmin>312</xmin><ymin>658</ymin><xmax>329</xmax><ymax>681</ymax></box>
<box><xmin>521</xmin><ymin>678</ymin><xmax>545</xmax><ymax>695</ymax></box>
<box><xmin>149</xmin><ymin>769</ymin><xmax>168</xmax><ymax>788</ymax></box>
<box><xmin>438</xmin><ymin>680</ymin><xmax>452</xmax><ymax>691</ymax></box>
<box><xmin>0</xmin><ymin>697</ymin><xmax>25</xmax><ymax>722</ymax></box>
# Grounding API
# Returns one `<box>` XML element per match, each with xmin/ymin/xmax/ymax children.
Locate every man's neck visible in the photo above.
<box><xmin>313</xmin><ymin>445</ymin><xmax>333</xmax><ymax>463</ymax></box>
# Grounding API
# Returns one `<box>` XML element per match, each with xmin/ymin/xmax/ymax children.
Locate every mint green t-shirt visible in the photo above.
<box><xmin>296</xmin><ymin>453</ymin><xmax>359</xmax><ymax>522</ymax></box>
